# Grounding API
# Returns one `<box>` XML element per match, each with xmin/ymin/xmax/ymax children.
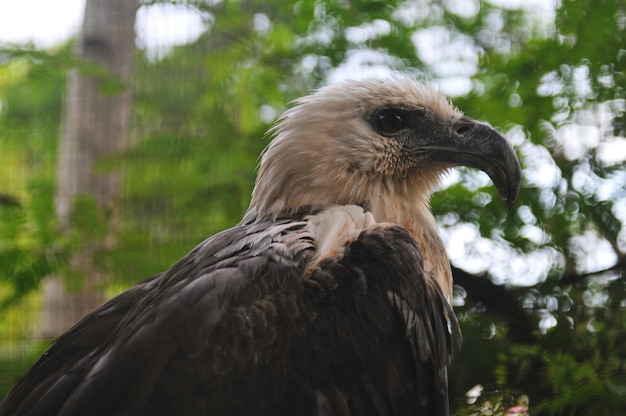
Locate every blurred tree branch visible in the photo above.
<box><xmin>452</xmin><ymin>266</ymin><xmax>536</xmax><ymax>344</ymax></box>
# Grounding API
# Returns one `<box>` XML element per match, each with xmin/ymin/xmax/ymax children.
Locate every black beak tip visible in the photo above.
<box><xmin>503</xmin><ymin>171</ymin><xmax>521</xmax><ymax>211</ymax></box>
<box><xmin>490</xmin><ymin>164</ymin><xmax>520</xmax><ymax>211</ymax></box>
<box><xmin>507</xmin><ymin>191</ymin><xmax>518</xmax><ymax>211</ymax></box>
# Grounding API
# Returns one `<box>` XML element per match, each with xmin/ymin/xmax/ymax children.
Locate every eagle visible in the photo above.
<box><xmin>0</xmin><ymin>77</ymin><xmax>520</xmax><ymax>415</ymax></box>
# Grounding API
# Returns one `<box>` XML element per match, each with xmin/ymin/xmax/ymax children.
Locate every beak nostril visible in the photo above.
<box><xmin>456</xmin><ymin>124</ymin><xmax>472</xmax><ymax>137</ymax></box>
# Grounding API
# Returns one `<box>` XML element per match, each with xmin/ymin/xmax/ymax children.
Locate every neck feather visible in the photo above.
<box><xmin>368</xmin><ymin>186</ymin><xmax>453</xmax><ymax>302</ymax></box>
<box><xmin>244</xmin><ymin>171</ymin><xmax>453</xmax><ymax>301</ymax></box>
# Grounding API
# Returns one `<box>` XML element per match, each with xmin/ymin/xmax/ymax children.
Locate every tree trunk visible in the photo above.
<box><xmin>40</xmin><ymin>0</ymin><xmax>137</xmax><ymax>338</ymax></box>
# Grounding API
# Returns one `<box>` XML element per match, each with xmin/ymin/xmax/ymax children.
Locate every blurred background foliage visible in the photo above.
<box><xmin>1</xmin><ymin>0</ymin><xmax>625</xmax><ymax>414</ymax></box>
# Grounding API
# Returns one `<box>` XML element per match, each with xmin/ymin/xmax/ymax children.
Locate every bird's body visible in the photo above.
<box><xmin>0</xmin><ymin>77</ymin><xmax>520</xmax><ymax>415</ymax></box>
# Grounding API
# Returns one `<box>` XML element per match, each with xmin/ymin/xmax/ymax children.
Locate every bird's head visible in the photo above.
<box><xmin>245</xmin><ymin>77</ymin><xmax>520</xmax><ymax>227</ymax></box>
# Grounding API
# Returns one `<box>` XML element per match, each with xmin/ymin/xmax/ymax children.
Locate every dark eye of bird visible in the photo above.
<box><xmin>374</xmin><ymin>108</ymin><xmax>408</xmax><ymax>135</ymax></box>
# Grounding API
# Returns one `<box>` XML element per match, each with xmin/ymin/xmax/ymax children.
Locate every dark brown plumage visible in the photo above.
<box><xmin>0</xmin><ymin>77</ymin><xmax>520</xmax><ymax>415</ymax></box>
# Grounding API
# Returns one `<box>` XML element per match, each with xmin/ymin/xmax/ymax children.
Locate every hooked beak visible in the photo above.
<box><xmin>419</xmin><ymin>117</ymin><xmax>521</xmax><ymax>207</ymax></box>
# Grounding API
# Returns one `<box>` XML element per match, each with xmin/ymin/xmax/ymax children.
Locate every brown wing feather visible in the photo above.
<box><xmin>0</xmin><ymin>218</ymin><xmax>457</xmax><ymax>416</ymax></box>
